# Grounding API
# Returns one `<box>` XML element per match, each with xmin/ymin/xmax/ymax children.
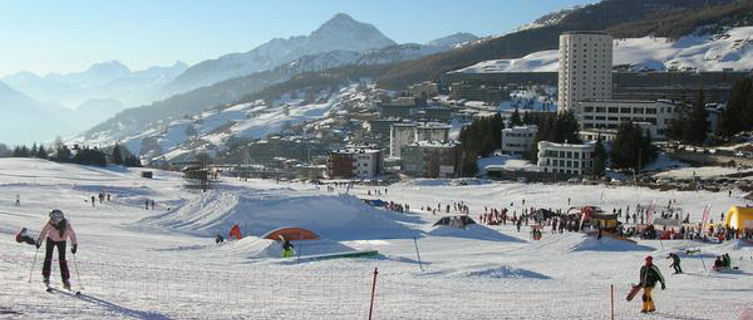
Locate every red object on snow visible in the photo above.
<box><xmin>229</xmin><ymin>224</ymin><xmax>242</xmax><ymax>240</ymax></box>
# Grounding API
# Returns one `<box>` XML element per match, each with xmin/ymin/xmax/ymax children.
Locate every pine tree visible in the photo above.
<box><xmin>510</xmin><ymin>108</ymin><xmax>522</xmax><ymax>126</ymax></box>
<box><xmin>37</xmin><ymin>145</ymin><xmax>47</xmax><ymax>159</ymax></box>
<box><xmin>683</xmin><ymin>90</ymin><xmax>708</xmax><ymax>145</ymax></box>
<box><xmin>111</xmin><ymin>144</ymin><xmax>124</xmax><ymax>165</ymax></box>
<box><xmin>744</xmin><ymin>80</ymin><xmax>753</xmax><ymax>131</ymax></box>
<box><xmin>611</xmin><ymin>122</ymin><xmax>656</xmax><ymax>170</ymax></box>
<box><xmin>30</xmin><ymin>143</ymin><xmax>38</xmax><ymax>157</ymax></box>
<box><xmin>592</xmin><ymin>137</ymin><xmax>606</xmax><ymax>178</ymax></box>
<box><xmin>718</xmin><ymin>79</ymin><xmax>749</xmax><ymax>136</ymax></box>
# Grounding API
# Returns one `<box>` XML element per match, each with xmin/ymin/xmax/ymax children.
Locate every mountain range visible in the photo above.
<box><xmin>2</xmin><ymin>60</ymin><xmax>188</xmax><ymax>108</ymax></box>
<box><xmin>162</xmin><ymin>13</ymin><xmax>469</xmax><ymax>95</ymax></box>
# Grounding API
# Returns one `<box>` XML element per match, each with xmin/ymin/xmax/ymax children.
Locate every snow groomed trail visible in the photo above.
<box><xmin>1</xmin><ymin>159</ymin><xmax>751</xmax><ymax>319</ymax></box>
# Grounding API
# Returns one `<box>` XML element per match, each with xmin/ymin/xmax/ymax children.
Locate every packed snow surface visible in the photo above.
<box><xmin>0</xmin><ymin>158</ymin><xmax>752</xmax><ymax>319</ymax></box>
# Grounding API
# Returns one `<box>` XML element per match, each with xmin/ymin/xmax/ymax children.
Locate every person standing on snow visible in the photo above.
<box><xmin>282</xmin><ymin>239</ymin><xmax>295</xmax><ymax>258</ymax></box>
<box><xmin>638</xmin><ymin>256</ymin><xmax>665</xmax><ymax>313</ymax></box>
<box><xmin>667</xmin><ymin>253</ymin><xmax>682</xmax><ymax>274</ymax></box>
<box><xmin>36</xmin><ymin>209</ymin><xmax>78</xmax><ymax>290</ymax></box>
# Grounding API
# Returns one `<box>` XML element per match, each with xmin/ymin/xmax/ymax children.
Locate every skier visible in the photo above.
<box><xmin>145</xmin><ymin>199</ymin><xmax>149</xmax><ymax>210</ymax></box>
<box><xmin>667</xmin><ymin>253</ymin><xmax>682</xmax><ymax>274</ymax></box>
<box><xmin>638</xmin><ymin>256</ymin><xmax>665</xmax><ymax>313</ymax></box>
<box><xmin>15</xmin><ymin>194</ymin><xmax>20</xmax><ymax>206</ymax></box>
<box><xmin>35</xmin><ymin>210</ymin><xmax>78</xmax><ymax>290</ymax></box>
<box><xmin>281</xmin><ymin>238</ymin><xmax>295</xmax><ymax>258</ymax></box>
<box><xmin>90</xmin><ymin>196</ymin><xmax>95</xmax><ymax>207</ymax></box>
<box><xmin>215</xmin><ymin>233</ymin><xmax>225</xmax><ymax>244</ymax></box>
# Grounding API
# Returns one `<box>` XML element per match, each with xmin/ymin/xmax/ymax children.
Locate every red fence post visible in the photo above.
<box><xmin>368</xmin><ymin>267</ymin><xmax>379</xmax><ymax>320</ymax></box>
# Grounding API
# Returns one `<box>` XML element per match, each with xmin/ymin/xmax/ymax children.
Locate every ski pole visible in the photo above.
<box><xmin>72</xmin><ymin>253</ymin><xmax>84</xmax><ymax>290</ymax></box>
<box><xmin>28</xmin><ymin>247</ymin><xmax>39</xmax><ymax>283</ymax></box>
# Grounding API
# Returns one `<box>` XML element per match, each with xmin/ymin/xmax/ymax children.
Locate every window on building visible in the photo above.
<box><xmin>584</xmin><ymin>107</ymin><xmax>594</xmax><ymax>112</ymax></box>
<box><xmin>620</xmin><ymin>107</ymin><xmax>631</xmax><ymax>113</ymax></box>
<box><xmin>608</xmin><ymin>107</ymin><xmax>618</xmax><ymax>113</ymax></box>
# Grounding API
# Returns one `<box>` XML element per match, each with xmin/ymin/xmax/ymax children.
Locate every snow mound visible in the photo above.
<box><xmin>138</xmin><ymin>189</ymin><xmax>413</xmax><ymax>240</ymax></box>
<box><xmin>456</xmin><ymin>265</ymin><xmax>550</xmax><ymax>280</ymax></box>
<box><xmin>531</xmin><ymin>233</ymin><xmax>653</xmax><ymax>252</ymax></box>
<box><xmin>218</xmin><ymin>237</ymin><xmax>356</xmax><ymax>259</ymax></box>
<box><xmin>427</xmin><ymin>224</ymin><xmax>526</xmax><ymax>242</ymax></box>
<box><xmin>571</xmin><ymin>235</ymin><xmax>654</xmax><ymax>252</ymax></box>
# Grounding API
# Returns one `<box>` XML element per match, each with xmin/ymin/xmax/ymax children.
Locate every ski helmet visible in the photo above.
<box><xmin>645</xmin><ymin>255</ymin><xmax>653</xmax><ymax>263</ymax></box>
<box><xmin>49</xmin><ymin>209</ymin><xmax>64</xmax><ymax>222</ymax></box>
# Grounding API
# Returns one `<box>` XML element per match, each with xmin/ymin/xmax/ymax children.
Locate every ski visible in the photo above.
<box><xmin>45</xmin><ymin>285</ymin><xmax>81</xmax><ymax>296</ymax></box>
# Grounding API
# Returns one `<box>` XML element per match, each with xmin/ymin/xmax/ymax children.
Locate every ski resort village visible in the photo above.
<box><xmin>2</xmin><ymin>1</ymin><xmax>753</xmax><ymax>319</ymax></box>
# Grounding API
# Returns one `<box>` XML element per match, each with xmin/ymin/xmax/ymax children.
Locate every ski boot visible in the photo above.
<box><xmin>43</xmin><ymin>277</ymin><xmax>50</xmax><ymax>286</ymax></box>
<box><xmin>63</xmin><ymin>280</ymin><xmax>71</xmax><ymax>291</ymax></box>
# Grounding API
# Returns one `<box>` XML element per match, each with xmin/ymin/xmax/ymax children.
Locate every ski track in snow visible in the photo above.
<box><xmin>0</xmin><ymin>158</ymin><xmax>751</xmax><ymax>319</ymax></box>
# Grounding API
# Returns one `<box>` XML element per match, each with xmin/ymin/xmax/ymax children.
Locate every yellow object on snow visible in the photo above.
<box><xmin>724</xmin><ymin>206</ymin><xmax>753</xmax><ymax>230</ymax></box>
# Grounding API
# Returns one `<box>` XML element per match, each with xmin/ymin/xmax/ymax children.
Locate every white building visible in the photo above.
<box><xmin>501</xmin><ymin>125</ymin><xmax>538</xmax><ymax>155</ymax></box>
<box><xmin>577</xmin><ymin>99</ymin><xmax>677</xmax><ymax>139</ymax></box>
<box><xmin>390</xmin><ymin>123</ymin><xmax>451</xmax><ymax>158</ymax></box>
<box><xmin>558</xmin><ymin>31</ymin><xmax>613</xmax><ymax>113</ymax></box>
<box><xmin>537</xmin><ymin>141</ymin><xmax>595</xmax><ymax>175</ymax></box>
<box><xmin>416</xmin><ymin>124</ymin><xmax>451</xmax><ymax>142</ymax></box>
<box><xmin>389</xmin><ymin>123</ymin><xmax>417</xmax><ymax>158</ymax></box>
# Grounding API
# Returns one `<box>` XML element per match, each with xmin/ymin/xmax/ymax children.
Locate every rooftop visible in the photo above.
<box><xmin>561</xmin><ymin>31</ymin><xmax>609</xmax><ymax>36</ymax></box>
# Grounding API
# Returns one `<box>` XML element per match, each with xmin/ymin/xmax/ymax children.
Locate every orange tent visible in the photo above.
<box><xmin>262</xmin><ymin>227</ymin><xmax>320</xmax><ymax>241</ymax></box>
<box><xmin>228</xmin><ymin>224</ymin><xmax>242</xmax><ymax>240</ymax></box>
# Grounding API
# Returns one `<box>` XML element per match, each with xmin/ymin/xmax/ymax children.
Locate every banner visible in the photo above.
<box><xmin>701</xmin><ymin>204</ymin><xmax>711</xmax><ymax>230</ymax></box>
<box><xmin>646</xmin><ymin>200</ymin><xmax>656</xmax><ymax>225</ymax></box>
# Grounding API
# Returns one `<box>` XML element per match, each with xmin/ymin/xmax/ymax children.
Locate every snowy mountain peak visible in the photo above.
<box><xmin>308</xmin><ymin>13</ymin><xmax>396</xmax><ymax>51</ymax></box>
<box><xmin>428</xmin><ymin>32</ymin><xmax>480</xmax><ymax>48</ymax></box>
<box><xmin>86</xmin><ymin>60</ymin><xmax>131</xmax><ymax>75</ymax></box>
<box><xmin>165</xmin><ymin>13</ymin><xmax>396</xmax><ymax>94</ymax></box>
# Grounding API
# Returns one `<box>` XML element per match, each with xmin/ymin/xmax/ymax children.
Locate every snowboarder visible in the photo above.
<box><xmin>215</xmin><ymin>233</ymin><xmax>224</xmax><ymax>244</ymax></box>
<box><xmin>36</xmin><ymin>209</ymin><xmax>78</xmax><ymax>290</ymax></box>
<box><xmin>281</xmin><ymin>238</ymin><xmax>295</xmax><ymax>258</ymax></box>
<box><xmin>667</xmin><ymin>253</ymin><xmax>682</xmax><ymax>274</ymax></box>
<box><xmin>638</xmin><ymin>256</ymin><xmax>665</xmax><ymax>313</ymax></box>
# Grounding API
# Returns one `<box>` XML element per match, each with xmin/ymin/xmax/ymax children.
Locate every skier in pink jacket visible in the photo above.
<box><xmin>36</xmin><ymin>209</ymin><xmax>78</xmax><ymax>289</ymax></box>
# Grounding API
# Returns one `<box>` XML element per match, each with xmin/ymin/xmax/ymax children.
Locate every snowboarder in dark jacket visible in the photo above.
<box><xmin>639</xmin><ymin>256</ymin><xmax>666</xmax><ymax>313</ymax></box>
<box><xmin>282</xmin><ymin>239</ymin><xmax>295</xmax><ymax>258</ymax></box>
<box><xmin>667</xmin><ymin>253</ymin><xmax>682</xmax><ymax>274</ymax></box>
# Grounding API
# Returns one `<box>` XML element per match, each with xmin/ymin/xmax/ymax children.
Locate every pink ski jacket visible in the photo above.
<box><xmin>38</xmin><ymin>222</ymin><xmax>77</xmax><ymax>244</ymax></box>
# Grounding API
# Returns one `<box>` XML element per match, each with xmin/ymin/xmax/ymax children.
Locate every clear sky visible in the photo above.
<box><xmin>0</xmin><ymin>0</ymin><xmax>596</xmax><ymax>77</ymax></box>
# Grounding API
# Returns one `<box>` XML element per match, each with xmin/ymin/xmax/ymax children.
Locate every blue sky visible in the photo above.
<box><xmin>0</xmin><ymin>0</ymin><xmax>596</xmax><ymax>77</ymax></box>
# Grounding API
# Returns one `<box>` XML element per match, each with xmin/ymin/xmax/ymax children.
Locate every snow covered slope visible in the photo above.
<box><xmin>454</xmin><ymin>26</ymin><xmax>753</xmax><ymax>73</ymax></box>
<box><xmin>82</xmin><ymin>83</ymin><xmax>380</xmax><ymax>161</ymax></box>
<box><xmin>0</xmin><ymin>158</ymin><xmax>752</xmax><ymax>319</ymax></box>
